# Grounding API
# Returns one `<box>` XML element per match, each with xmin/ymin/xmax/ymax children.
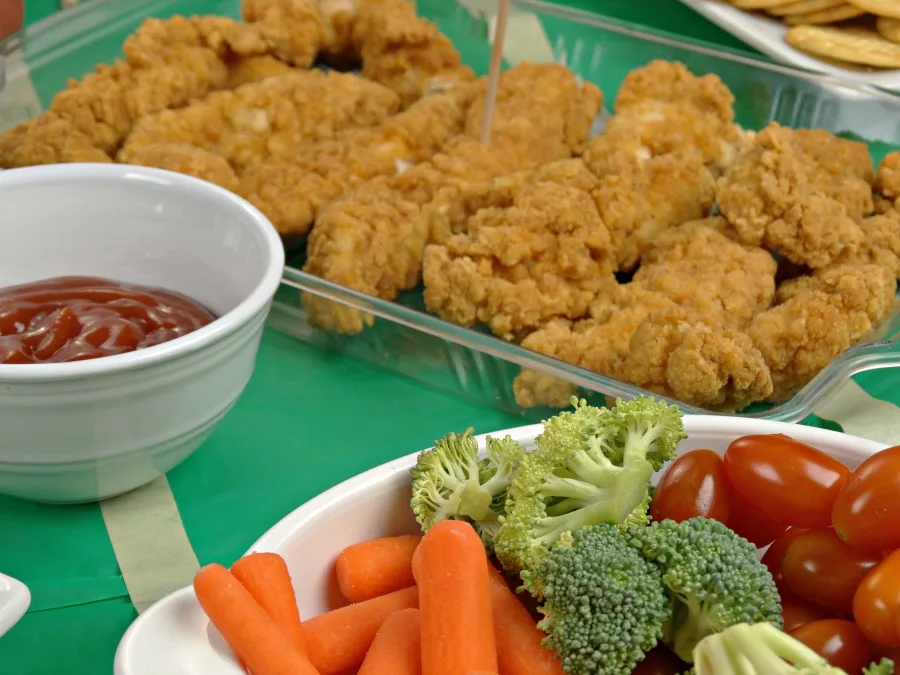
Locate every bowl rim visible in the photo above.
<box><xmin>0</xmin><ymin>163</ymin><xmax>285</xmax><ymax>382</ymax></box>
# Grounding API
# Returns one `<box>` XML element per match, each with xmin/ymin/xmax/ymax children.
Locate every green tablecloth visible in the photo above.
<box><xmin>0</xmin><ymin>2</ymin><xmax>895</xmax><ymax>674</ymax></box>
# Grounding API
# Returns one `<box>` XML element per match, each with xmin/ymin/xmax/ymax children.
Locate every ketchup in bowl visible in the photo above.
<box><xmin>0</xmin><ymin>276</ymin><xmax>216</xmax><ymax>364</ymax></box>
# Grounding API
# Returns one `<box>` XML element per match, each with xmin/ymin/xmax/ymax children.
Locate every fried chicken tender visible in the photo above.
<box><xmin>834</xmin><ymin>209</ymin><xmax>900</xmax><ymax>280</ymax></box>
<box><xmin>122</xmin><ymin>142</ymin><xmax>240</xmax><ymax>192</ymax></box>
<box><xmin>621</xmin><ymin>306</ymin><xmax>773</xmax><ymax>412</ymax></box>
<box><xmin>633</xmin><ymin>221</ymin><xmax>777</xmax><ymax>328</ymax></box>
<box><xmin>465</xmin><ymin>62</ymin><xmax>604</xmax><ymax>155</ymax></box>
<box><xmin>301</xmin><ymin>182</ymin><xmax>424</xmax><ymax>332</ymax></box>
<box><xmin>226</xmin><ymin>56</ymin><xmax>296</xmax><ymax>88</ymax></box>
<box><xmin>775</xmin><ymin>263</ymin><xmax>897</xmax><ymax>326</ymax></box>
<box><xmin>422</xmin><ymin>181</ymin><xmax>616</xmax><ymax>340</ymax></box>
<box><xmin>590</xmin><ymin>149</ymin><xmax>717</xmax><ymax>270</ymax></box>
<box><xmin>355</xmin><ymin>0</ymin><xmax>475</xmax><ymax>106</ymax></box>
<box><xmin>717</xmin><ymin>123</ymin><xmax>871</xmax><ymax>268</ymax></box>
<box><xmin>118</xmin><ymin>70</ymin><xmax>400</xmax><ymax>170</ymax></box>
<box><xmin>238</xmin><ymin>85</ymin><xmax>474</xmax><ymax>237</ymax></box>
<box><xmin>604</xmin><ymin>60</ymin><xmax>748</xmax><ymax>175</ymax></box>
<box><xmin>749</xmin><ymin>263</ymin><xmax>897</xmax><ymax>401</ymax></box>
<box><xmin>241</xmin><ymin>0</ymin><xmax>324</xmax><ymax>67</ymax></box>
<box><xmin>426</xmin><ymin>158</ymin><xmax>601</xmax><ymax>245</ymax></box>
<box><xmin>0</xmin><ymin>115</ymin><xmax>112</xmax><ymax>168</ymax></box>
<box><xmin>122</xmin><ymin>15</ymin><xmax>273</xmax><ymax>68</ymax></box>
<box><xmin>639</xmin><ymin>216</ymin><xmax>741</xmax><ymax>263</ymax></box>
<box><xmin>513</xmin><ymin>285</ymin><xmax>677</xmax><ymax>407</ymax></box>
<box><xmin>876</xmin><ymin>151</ymin><xmax>900</xmax><ymax>208</ymax></box>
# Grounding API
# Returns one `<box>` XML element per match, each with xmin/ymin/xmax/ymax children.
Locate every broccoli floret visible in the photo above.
<box><xmin>693</xmin><ymin>622</ymin><xmax>894</xmax><ymax>675</ymax></box>
<box><xmin>410</xmin><ymin>429</ymin><xmax>525</xmax><ymax>551</ymax></box>
<box><xmin>520</xmin><ymin>523</ymin><xmax>671</xmax><ymax>675</ymax></box>
<box><xmin>628</xmin><ymin>518</ymin><xmax>783</xmax><ymax>663</ymax></box>
<box><xmin>495</xmin><ymin>396</ymin><xmax>686</xmax><ymax>572</ymax></box>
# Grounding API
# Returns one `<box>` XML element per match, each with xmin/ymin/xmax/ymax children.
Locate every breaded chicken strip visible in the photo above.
<box><xmin>589</xmin><ymin>149</ymin><xmax>717</xmax><ymax>270</ymax></box>
<box><xmin>122</xmin><ymin>15</ymin><xmax>274</xmax><ymax>68</ymax></box>
<box><xmin>603</xmin><ymin>60</ymin><xmax>749</xmax><ymax>175</ymax></box>
<box><xmin>425</xmin><ymin>159</ymin><xmax>601</xmax><ymax>245</ymax></box>
<box><xmin>749</xmin><ymin>263</ymin><xmax>897</xmax><ymax>401</ymax></box>
<box><xmin>0</xmin><ymin>114</ymin><xmax>112</xmax><ymax>167</ymax></box>
<box><xmin>835</xmin><ymin>209</ymin><xmax>900</xmax><ymax>280</ymax></box>
<box><xmin>118</xmin><ymin>71</ymin><xmax>400</xmax><ymax>170</ymax></box>
<box><xmin>775</xmin><ymin>263</ymin><xmax>897</xmax><ymax>326</ymax></box>
<box><xmin>123</xmin><ymin>142</ymin><xmax>240</xmax><ymax>192</ymax></box>
<box><xmin>241</xmin><ymin>0</ymin><xmax>324</xmax><ymax>67</ymax></box>
<box><xmin>621</xmin><ymin>306</ymin><xmax>773</xmax><ymax>412</ymax></box>
<box><xmin>717</xmin><ymin>123</ymin><xmax>871</xmax><ymax>268</ymax></box>
<box><xmin>0</xmin><ymin>54</ymin><xmax>229</xmax><ymax>162</ymax></box>
<box><xmin>876</xmin><ymin>151</ymin><xmax>900</xmax><ymax>202</ymax></box>
<box><xmin>226</xmin><ymin>56</ymin><xmax>296</xmax><ymax>88</ymax></box>
<box><xmin>422</xmin><ymin>181</ymin><xmax>616</xmax><ymax>340</ymax></box>
<box><xmin>238</xmin><ymin>85</ymin><xmax>474</xmax><ymax>238</ymax></box>
<box><xmin>357</xmin><ymin>0</ymin><xmax>475</xmax><ymax>106</ymax></box>
<box><xmin>633</xmin><ymin>222</ymin><xmax>778</xmax><ymax>327</ymax></box>
<box><xmin>465</xmin><ymin>62</ymin><xmax>604</xmax><ymax>155</ymax></box>
<box><xmin>512</xmin><ymin>285</ymin><xmax>676</xmax><ymax>408</ymax></box>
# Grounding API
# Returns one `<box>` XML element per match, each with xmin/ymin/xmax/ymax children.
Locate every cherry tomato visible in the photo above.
<box><xmin>651</xmin><ymin>449</ymin><xmax>731</xmax><ymax>524</ymax></box>
<box><xmin>724</xmin><ymin>434</ymin><xmax>851</xmax><ymax>528</ymax></box>
<box><xmin>781</xmin><ymin>591</ymin><xmax>828</xmax><ymax>632</ymax></box>
<box><xmin>725</xmin><ymin>483</ymin><xmax>788</xmax><ymax>548</ymax></box>
<box><xmin>789</xmin><ymin>620</ymin><xmax>872</xmax><ymax>674</ymax></box>
<box><xmin>854</xmin><ymin>549</ymin><xmax>900</xmax><ymax>647</ymax></box>
<box><xmin>630</xmin><ymin>645</ymin><xmax>685</xmax><ymax>675</ymax></box>
<box><xmin>762</xmin><ymin>527</ymin><xmax>809</xmax><ymax>587</ymax></box>
<box><xmin>833</xmin><ymin>446</ymin><xmax>900</xmax><ymax>552</ymax></box>
<box><xmin>781</xmin><ymin>528</ymin><xmax>881</xmax><ymax>615</ymax></box>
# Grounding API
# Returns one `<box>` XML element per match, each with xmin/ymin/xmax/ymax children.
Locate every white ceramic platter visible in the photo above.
<box><xmin>0</xmin><ymin>573</ymin><xmax>30</xmax><ymax>639</ymax></box>
<box><xmin>114</xmin><ymin>416</ymin><xmax>887</xmax><ymax>675</ymax></box>
<box><xmin>679</xmin><ymin>0</ymin><xmax>900</xmax><ymax>90</ymax></box>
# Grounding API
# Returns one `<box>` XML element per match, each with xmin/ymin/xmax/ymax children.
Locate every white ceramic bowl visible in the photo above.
<box><xmin>0</xmin><ymin>164</ymin><xmax>284</xmax><ymax>504</ymax></box>
<box><xmin>114</xmin><ymin>416</ymin><xmax>886</xmax><ymax>675</ymax></box>
<box><xmin>0</xmin><ymin>573</ymin><xmax>30</xmax><ymax>639</ymax></box>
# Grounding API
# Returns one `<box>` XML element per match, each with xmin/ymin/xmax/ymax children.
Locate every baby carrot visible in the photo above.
<box><xmin>303</xmin><ymin>585</ymin><xmax>419</xmax><ymax>675</ymax></box>
<box><xmin>335</xmin><ymin>534</ymin><xmax>422</xmax><ymax>603</ymax></box>
<box><xmin>358</xmin><ymin>607</ymin><xmax>421</xmax><ymax>675</ymax></box>
<box><xmin>193</xmin><ymin>564</ymin><xmax>321</xmax><ymax>675</ymax></box>
<box><xmin>412</xmin><ymin>520</ymin><xmax>498</xmax><ymax>675</ymax></box>
<box><xmin>487</xmin><ymin>566</ymin><xmax>565</xmax><ymax>675</ymax></box>
<box><xmin>231</xmin><ymin>552</ymin><xmax>308</xmax><ymax>655</ymax></box>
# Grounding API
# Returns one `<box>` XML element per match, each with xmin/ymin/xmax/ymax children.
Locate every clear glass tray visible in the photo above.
<box><xmin>3</xmin><ymin>0</ymin><xmax>900</xmax><ymax>422</ymax></box>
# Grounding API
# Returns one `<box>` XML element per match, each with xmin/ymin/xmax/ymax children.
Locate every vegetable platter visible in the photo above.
<box><xmin>115</xmin><ymin>397</ymin><xmax>900</xmax><ymax>675</ymax></box>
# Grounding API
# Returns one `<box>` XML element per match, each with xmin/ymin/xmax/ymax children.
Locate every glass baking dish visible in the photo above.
<box><xmin>3</xmin><ymin>0</ymin><xmax>900</xmax><ymax>423</ymax></box>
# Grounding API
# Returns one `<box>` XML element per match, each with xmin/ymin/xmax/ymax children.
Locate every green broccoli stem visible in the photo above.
<box><xmin>457</xmin><ymin>478</ymin><xmax>494</xmax><ymax>520</ymax></box>
<box><xmin>669</xmin><ymin>595</ymin><xmax>718</xmax><ymax>663</ymax></box>
<box><xmin>623</xmin><ymin>422</ymin><xmax>665</xmax><ymax>468</ymax></box>
<box><xmin>532</xmin><ymin>461</ymin><xmax>654</xmax><ymax>546</ymax></box>
<box><xmin>729</xmin><ymin>623</ymin><xmax>829</xmax><ymax>673</ymax></box>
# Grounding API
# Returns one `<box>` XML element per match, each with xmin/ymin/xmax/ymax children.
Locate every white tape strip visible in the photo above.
<box><xmin>0</xmin><ymin>49</ymin><xmax>43</xmax><ymax>130</ymax></box>
<box><xmin>99</xmin><ymin>477</ymin><xmax>200</xmax><ymax>614</ymax></box>
<box><xmin>813</xmin><ymin>378</ymin><xmax>900</xmax><ymax>446</ymax></box>
<box><xmin>489</xmin><ymin>12</ymin><xmax>556</xmax><ymax>64</ymax></box>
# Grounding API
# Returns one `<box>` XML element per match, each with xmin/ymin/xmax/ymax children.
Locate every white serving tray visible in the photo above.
<box><xmin>679</xmin><ymin>0</ymin><xmax>900</xmax><ymax>90</ymax></box>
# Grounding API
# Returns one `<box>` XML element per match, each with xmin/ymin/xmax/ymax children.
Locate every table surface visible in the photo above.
<box><xmin>0</xmin><ymin>2</ymin><xmax>894</xmax><ymax>674</ymax></box>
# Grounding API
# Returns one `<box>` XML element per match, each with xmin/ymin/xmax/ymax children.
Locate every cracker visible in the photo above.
<box><xmin>730</xmin><ymin>0</ymin><xmax>796</xmax><ymax>9</ymax></box>
<box><xmin>848</xmin><ymin>0</ymin><xmax>900</xmax><ymax>19</ymax></box>
<box><xmin>877</xmin><ymin>15</ymin><xmax>900</xmax><ymax>42</ymax></box>
<box><xmin>786</xmin><ymin>25</ymin><xmax>900</xmax><ymax>67</ymax></box>
<box><xmin>768</xmin><ymin>0</ymin><xmax>844</xmax><ymax>15</ymax></box>
<box><xmin>784</xmin><ymin>3</ymin><xmax>867</xmax><ymax>23</ymax></box>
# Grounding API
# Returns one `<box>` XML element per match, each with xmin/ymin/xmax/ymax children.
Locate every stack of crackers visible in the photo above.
<box><xmin>725</xmin><ymin>0</ymin><xmax>900</xmax><ymax>69</ymax></box>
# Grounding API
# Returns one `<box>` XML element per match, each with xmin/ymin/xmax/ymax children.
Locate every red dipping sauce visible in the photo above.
<box><xmin>0</xmin><ymin>276</ymin><xmax>216</xmax><ymax>364</ymax></box>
